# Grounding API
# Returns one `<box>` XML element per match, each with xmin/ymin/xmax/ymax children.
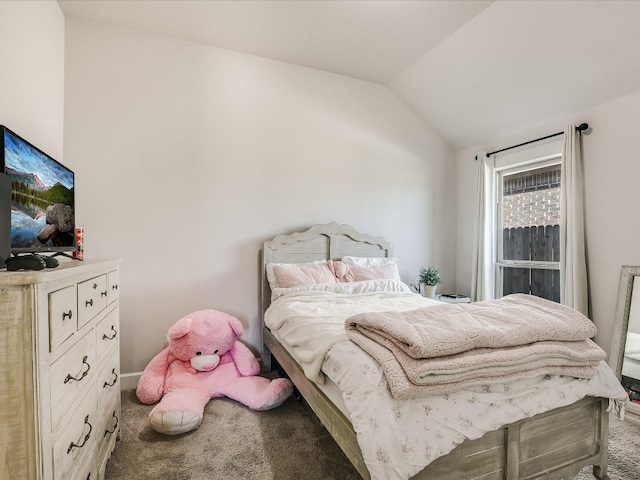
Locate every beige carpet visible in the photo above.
<box><xmin>106</xmin><ymin>390</ymin><xmax>640</xmax><ymax>480</ymax></box>
<box><xmin>105</xmin><ymin>390</ymin><xmax>361</xmax><ymax>480</ymax></box>
<box><xmin>574</xmin><ymin>410</ymin><xmax>640</xmax><ymax>480</ymax></box>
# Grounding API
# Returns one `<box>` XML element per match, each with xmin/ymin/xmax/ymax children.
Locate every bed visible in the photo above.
<box><xmin>260</xmin><ymin>222</ymin><xmax>627</xmax><ymax>480</ymax></box>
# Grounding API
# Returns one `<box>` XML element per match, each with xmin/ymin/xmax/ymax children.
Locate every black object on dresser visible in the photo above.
<box><xmin>0</xmin><ymin>173</ymin><xmax>9</xmax><ymax>269</ymax></box>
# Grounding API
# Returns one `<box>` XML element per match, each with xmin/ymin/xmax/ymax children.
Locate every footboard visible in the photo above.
<box><xmin>422</xmin><ymin>396</ymin><xmax>609</xmax><ymax>480</ymax></box>
<box><xmin>264</xmin><ymin>327</ymin><xmax>610</xmax><ymax>480</ymax></box>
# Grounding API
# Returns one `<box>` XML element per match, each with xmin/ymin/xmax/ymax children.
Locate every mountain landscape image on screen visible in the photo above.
<box><xmin>4</xmin><ymin>131</ymin><xmax>75</xmax><ymax>250</ymax></box>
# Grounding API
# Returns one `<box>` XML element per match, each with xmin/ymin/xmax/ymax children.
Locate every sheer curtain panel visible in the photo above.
<box><xmin>471</xmin><ymin>152</ymin><xmax>495</xmax><ymax>302</ymax></box>
<box><xmin>560</xmin><ymin>124</ymin><xmax>589</xmax><ymax>315</ymax></box>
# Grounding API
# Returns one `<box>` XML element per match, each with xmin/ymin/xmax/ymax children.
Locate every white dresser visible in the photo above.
<box><xmin>0</xmin><ymin>258</ymin><xmax>122</xmax><ymax>480</ymax></box>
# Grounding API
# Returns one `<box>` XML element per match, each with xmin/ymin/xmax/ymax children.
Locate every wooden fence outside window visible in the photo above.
<box><xmin>501</xmin><ymin>224</ymin><xmax>560</xmax><ymax>302</ymax></box>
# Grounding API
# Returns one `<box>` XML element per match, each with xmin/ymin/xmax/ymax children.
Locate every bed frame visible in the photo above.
<box><xmin>260</xmin><ymin>222</ymin><xmax>610</xmax><ymax>480</ymax></box>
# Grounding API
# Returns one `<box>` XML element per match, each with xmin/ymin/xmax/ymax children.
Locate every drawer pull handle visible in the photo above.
<box><xmin>103</xmin><ymin>369</ymin><xmax>118</xmax><ymax>388</ymax></box>
<box><xmin>67</xmin><ymin>415</ymin><xmax>92</xmax><ymax>454</ymax></box>
<box><xmin>62</xmin><ymin>310</ymin><xmax>73</xmax><ymax>320</ymax></box>
<box><xmin>102</xmin><ymin>326</ymin><xmax>117</xmax><ymax>340</ymax></box>
<box><xmin>87</xmin><ymin>474</ymin><xmax>91</xmax><ymax>480</ymax></box>
<box><xmin>101</xmin><ymin>290</ymin><xmax>107</xmax><ymax>297</ymax></box>
<box><xmin>104</xmin><ymin>411</ymin><xmax>119</xmax><ymax>437</ymax></box>
<box><xmin>64</xmin><ymin>356</ymin><xmax>91</xmax><ymax>384</ymax></box>
<box><xmin>93</xmin><ymin>283</ymin><xmax>98</xmax><ymax>289</ymax></box>
<box><xmin>112</xmin><ymin>284</ymin><xmax>119</xmax><ymax>291</ymax></box>
<box><xmin>85</xmin><ymin>299</ymin><xmax>93</xmax><ymax>307</ymax></box>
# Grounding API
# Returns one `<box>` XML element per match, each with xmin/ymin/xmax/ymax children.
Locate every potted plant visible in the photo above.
<box><xmin>419</xmin><ymin>266</ymin><xmax>441</xmax><ymax>299</ymax></box>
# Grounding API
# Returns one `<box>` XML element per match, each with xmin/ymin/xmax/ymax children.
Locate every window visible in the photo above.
<box><xmin>496</xmin><ymin>156</ymin><xmax>561</xmax><ymax>302</ymax></box>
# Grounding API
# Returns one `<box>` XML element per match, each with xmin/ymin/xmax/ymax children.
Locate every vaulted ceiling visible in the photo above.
<box><xmin>57</xmin><ymin>0</ymin><xmax>640</xmax><ymax>151</ymax></box>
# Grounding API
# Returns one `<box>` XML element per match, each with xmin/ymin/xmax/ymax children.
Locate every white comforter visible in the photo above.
<box><xmin>264</xmin><ymin>287</ymin><xmax>629</xmax><ymax>480</ymax></box>
<box><xmin>265</xmin><ymin>283</ymin><xmax>438</xmax><ymax>383</ymax></box>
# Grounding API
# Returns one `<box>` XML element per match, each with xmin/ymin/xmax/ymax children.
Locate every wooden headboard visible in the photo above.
<box><xmin>260</xmin><ymin>222</ymin><xmax>392</xmax><ymax>314</ymax></box>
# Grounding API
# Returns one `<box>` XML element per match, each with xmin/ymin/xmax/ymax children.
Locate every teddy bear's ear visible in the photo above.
<box><xmin>168</xmin><ymin>316</ymin><xmax>193</xmax><ymax>339</ymax></box>
<box><xmin>227</xmin><ymin>315</ymin><xmax>244</xmax><ymax>337</ymax></box>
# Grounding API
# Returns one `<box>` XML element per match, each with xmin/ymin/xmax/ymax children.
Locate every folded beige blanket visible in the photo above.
<box><xmin>396</xmin><ymin>339</ymin><xmax>605</xmax><ymax>382</ymax></box>
<box><xmin>345</xmin><ymin>294</ymin><xmax>597</xmax><ymax>359</ymax></box>
<box><xmin>351</xmin><ymin>333</ymin><xmax>601</xmax><ymax>399</ymax></box>
<box><xmin>345</xmin><ymin>294</ymin><xmax>605</xmax><ymax>399</ymax></box>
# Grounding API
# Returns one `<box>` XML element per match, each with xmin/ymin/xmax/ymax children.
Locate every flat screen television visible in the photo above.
<box><xmin>0</xmin><ymin>125</ymin><xmax>75</xmax><ymax>254</ymax></box>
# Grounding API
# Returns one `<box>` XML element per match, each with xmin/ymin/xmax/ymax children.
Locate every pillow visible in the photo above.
<box><xmin>341</xmin><ymin>256</ymin><xmax>397</xmax><ymax>267</ymax></box>
<box><xmin>266</xmin><ymin>260</ymin><xmax>337</xmax><ymax>290</ymax></box>
<box><xmin>346</xmin><ymin>263</ymin><xmax>401</xmax><ymax>282</ymax></box>
<box><xmin>271</xmin><ymin>278</ymin><xmax>411</xmax><ymax>301</ymax></box>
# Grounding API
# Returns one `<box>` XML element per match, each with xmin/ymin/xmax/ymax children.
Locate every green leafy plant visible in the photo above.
<box><xmin>419</xmin><ymin>266</ymin><xmax>441</xmax><ymax>286</ymax></box>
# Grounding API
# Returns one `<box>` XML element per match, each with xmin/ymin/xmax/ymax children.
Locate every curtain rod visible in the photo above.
<box><xmin>475</xmin><ymin>123</ymin><xmax>589</xmax><ymax>160</ymax></box>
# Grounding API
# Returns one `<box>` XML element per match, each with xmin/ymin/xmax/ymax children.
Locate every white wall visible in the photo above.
<box><xmin>63</xmin><ymin>19</ymin><xmax>457</xmax><ymax>375</ymax></box>
<box><xmin>456</xmin><ymin>90</ymin><xmax>640</xmax><ymax>356</ymax></box>
<box><xmin>0</xmin><ymin>1</ymin><xmax>65</xmax><ymax>159</ymax></box>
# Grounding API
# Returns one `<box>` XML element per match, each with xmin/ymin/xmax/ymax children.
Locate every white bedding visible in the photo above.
<box><xmin>623</xmin><ymin>331</ymin><xmax>640</xmax><ymax>379</ymax></box>
<box><xmin>265</xmin><ymin>287</ymin><xmax>629</xmax><ymax>480</ymax></box>
<box><xmin>268</xmin><ymin>326</ymin><xmax>350</xmax><ymax>417</ymax></box>
<box><xmin>265</xmin><ymin>280</ymin><xmax>437</xmax><ymax>383</ymax></box>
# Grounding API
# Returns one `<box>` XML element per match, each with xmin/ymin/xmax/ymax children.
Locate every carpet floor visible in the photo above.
<box><xmin>106</xmin><ymin>390</ymin><xmax>640</xmax><ymax>480</ymax></box>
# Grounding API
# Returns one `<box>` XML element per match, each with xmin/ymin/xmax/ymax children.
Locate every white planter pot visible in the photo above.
<box><xmin>422</xmin><ymin>284</ymin><xmax>437</xmax><ymax>299</ymax></box>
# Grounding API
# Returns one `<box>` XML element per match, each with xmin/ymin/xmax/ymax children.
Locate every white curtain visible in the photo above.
<box><xmin>560</xmin><ymin>125</ymin><xmax>589</xmax><ymax>315</ymax></box>
<box><xmin>470</xmin><ymin>152</ymin><xmax>495</xmax><ymax>302</ymax></box>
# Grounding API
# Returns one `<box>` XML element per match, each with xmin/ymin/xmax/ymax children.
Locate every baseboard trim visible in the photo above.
<box><xmin>121</xmin><ymin>371</ymin><xmax>142</xmax><ymax>391</ymax></box>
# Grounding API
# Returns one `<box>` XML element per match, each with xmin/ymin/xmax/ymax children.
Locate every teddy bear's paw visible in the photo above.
<box><xmin>149</xmin><ymin>410</ymin><xmax>202</xmax><ymax>435</ymax></box>
<box><xmin>255</xmin><ymin>382</ymin><xmax>294</xmax><ymax>411</ymax></box>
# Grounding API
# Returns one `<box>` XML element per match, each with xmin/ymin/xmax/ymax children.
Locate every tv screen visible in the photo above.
<box><xmin>1</xmin><ymin>126</ymin><xmax>75</xmax><ymax>253</ymax></box>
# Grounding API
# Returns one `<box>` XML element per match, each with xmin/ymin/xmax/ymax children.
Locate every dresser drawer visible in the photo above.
<box><xmin>50</xmin><ymin>329</ymin><xmax>96</xmax><ymax>432</ymax></box>
<box><xmin>52</xmin><ymin>387</ymin><xmax>97</xmax><ymax>480</ymax></box>
<box><xmin>74</xmin><ymin>453</ymin><xmax>98</xmax><ymax>480</ymax></box>
<box><xmin>49</xmin><ymin>285</ymin><xmax>78</xmax><ymax>351</ymax></box>
<box><xmin>96</xmin><ymin>307</ymin><xmax>119</xmax><ymax>364</ymax></box>
<box><xmin>107</xmin><ymin>269</ymin><xmax>120</xmax><ymax>305</ymax></box>
<box><xmin>97</xmin><ymin>398</ymin><xmax>120</xmax><ymax>476</ymax></box>
<box><xmin>80</xmin><ymin>468</ymin><xmax>96</xmax><ymax>480</ymax></box>
<box><xmin>97</xmin><ymin>354</ymin><xmax>120</xmax><ymax>413</ymax></box>
<box><xmin>78</xmin><ymin>275</ymin><xmax>108</xmax><ymax>329</ymax></box>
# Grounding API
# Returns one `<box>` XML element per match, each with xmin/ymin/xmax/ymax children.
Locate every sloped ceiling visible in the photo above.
<box><xmin>57</xmin><ymin>0</ymin><xmax>640</xmax><ymax>151</ymax></box>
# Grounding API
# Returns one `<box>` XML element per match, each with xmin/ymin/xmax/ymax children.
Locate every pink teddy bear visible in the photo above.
<box><xmin>136</xmin><ymin>309</ymin><xmax>293</xmax><ymax>435</ymax></box>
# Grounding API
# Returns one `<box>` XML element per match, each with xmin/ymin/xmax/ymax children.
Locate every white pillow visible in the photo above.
<box><xmin>271</xmin><ymin>278</ymin><xmax>411</xmax><ymax>301</ymax></box>
<box><xmin>341</xmin><ymin>256</ymin><xmax>397</xmax><ymax>267</ymax></box>
<box><xmin>339</xmin><ymin>256</ymin><xmax>400</xmax><ymax>282</ymax></box>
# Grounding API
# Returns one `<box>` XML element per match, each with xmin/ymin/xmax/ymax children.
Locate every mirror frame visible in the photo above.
<box><xmin>609</xmin><ymin>265</ymin><xmax>640</xmax><ymax>415</ymax></box>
